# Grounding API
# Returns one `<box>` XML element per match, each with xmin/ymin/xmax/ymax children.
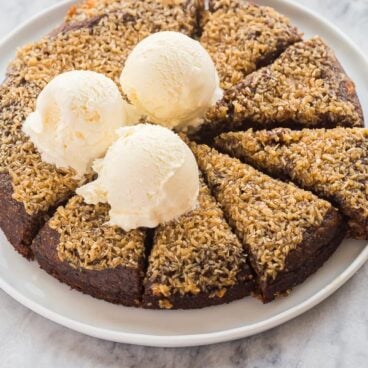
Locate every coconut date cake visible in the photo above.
<box><xmin>188</xmin><ymin>141</ymin><xmax>345</xmax><ymax>302</ymax></box>
<box><xmin>0</xmin><ymin>0</ymin><xmax>198</xmax><ymax>258</ymax></box>
<box><xmin>191</xmin><ymin>37</ymin><xmax>363</xmax><ymax>142</ymax></box>
<box><xmin>143</xmin><ymin>178</ymin><xmax>255</xmax><ymax>309</ymax></box>
<box><xmin>32</xmin><ymin>196</ymin><xmax>147</xmax><ymax>306</ymax></box>
<box><xmin>0</xmin><ymin>0</ymin><xmax>361</xmax><ymax>310</ymax></box>
<box><xmin>216</xmin><ymin>127</ymin><xmax>368</xmax><ymax>239</ymax></box>
<box><xmin>200</xmin><ymin>0</ymin><xmax>302</xmax><ymax>90</ymax></box>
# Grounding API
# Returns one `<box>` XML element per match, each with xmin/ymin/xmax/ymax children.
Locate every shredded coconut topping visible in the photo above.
<box><xmin>0</xmin><ymin>0</ymin><xmax>197</xmax><ymax>215</ymax></box>
<box><xmin>49</xmin><ymin>196</ymin><xmax>146</xmax><ymax>270</ymax></box>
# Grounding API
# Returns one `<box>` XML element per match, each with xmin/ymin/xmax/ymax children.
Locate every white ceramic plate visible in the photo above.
<box><xmin>0</xmin><ymin>0</ymin><xmax>367</xmax><ymax>348</ymax></box>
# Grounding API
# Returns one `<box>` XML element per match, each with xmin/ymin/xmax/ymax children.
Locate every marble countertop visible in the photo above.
<box><xmin>0</xmin><ymin>1</ymin><xmax>367</xmax><ymax>367</ymax></box>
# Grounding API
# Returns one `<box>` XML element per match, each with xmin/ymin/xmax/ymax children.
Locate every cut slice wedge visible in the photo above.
<box><xmin>189</xmin><ymin>140</ymin><xmax>345</xmax><ymax>302</ymax></box>
<box><xmin>143</xmin><ymin>177</ymin><xmax>255</xmax><ymax>309</ymax></box>
<box><xmin>216</xmin><ymin>127</ymin><xmax>368</xmax><ymax>239</ymax></box>
<box><xmin>191</xmin><ymin>37</ymin><xmax>363</xmax><ymax>142</ymax></box>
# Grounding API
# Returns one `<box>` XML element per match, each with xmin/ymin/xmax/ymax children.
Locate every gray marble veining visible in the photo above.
<box><xmin>0</xmin><ymin>1</ymin><xmax>367</xmax><ymax>367</ymax></box>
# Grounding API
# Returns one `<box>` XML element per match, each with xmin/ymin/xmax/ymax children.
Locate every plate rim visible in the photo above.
<box><xmin>0</xmin><ymin>0</ymin><xmax>367</xmax><ymax>347</ymax></box>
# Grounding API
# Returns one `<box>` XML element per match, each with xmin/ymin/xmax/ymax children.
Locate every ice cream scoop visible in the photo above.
<box><xmin>22</xmin><ymin>70</ymin><xmax>126</xmax><ymax>177</ymax></box>
<box><xmin>120</xmin><ymin>31</ymin><xmax>223</xmax><ymax>131</ymax></box>
<box><xmin>77</xmin><ymin>124</ymin><xmax>199</xmax><ymax>231</ymax></box>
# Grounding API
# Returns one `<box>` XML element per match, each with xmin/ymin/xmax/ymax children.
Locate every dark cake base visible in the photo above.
<box><xmin>32</xmin><ymin>225</ymin><xmax>145</xmax><ymax>307</ymax></box>
<box><xmin>188</xmin><ymin>117</ymin><xmax>360</xmax><ymax>145</ymax></box>
<box><xmin>143</xmin><ymin>271</ymin><xmax>256</xmax><ymax>310</ymax></box>
<box><xmin>256</xmin><ymin>209</ymin><xmax>346</xmax><ymax>302</ymax></box>
<box><xmin>0</xmin><ymin>173</ymin><xmax>45</xmax><ymax>259</ymax></box>
<box><xmin>261</xmin><ymin>224</ymin><xmax>345</xmax><ymax>302</ymax></box>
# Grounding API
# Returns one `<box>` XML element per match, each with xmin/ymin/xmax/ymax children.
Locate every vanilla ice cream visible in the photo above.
<box><xmin>23</xmin><ymin>70</ymin><xmax>126</xmax><ymax>177</ymax></box>
<box><xmin>77</xmin><ymin>124</ymin><xmax>199</xmax><ymax>231</ymax></box>
<box><xmin>120</xmin><ymin>31</ymin><xmax>223</xmax><ymax>131</ymax></box>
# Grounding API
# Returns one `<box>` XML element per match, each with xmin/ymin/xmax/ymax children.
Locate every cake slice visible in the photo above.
<box><xmin>32</xmin><ymin>196</ymin><xmax>147</xmax><ymax>306</ymax></box>
<box><xmin>200</xmin><ymin>0</ymin><xmax>302</xmax><ymax>89</ymax></box>
<box><xmin>0</xmin><ymin>0</ymin><xmax>198</xmax><ymax>258</ymax></box>
<box><xmin>192</xmin><ymin>37</ymin><xmax>363</xmax><ymax>142</ymax></box>
<box><xmin>143</xmin><ymin>178</ymin><xmax>255</xmax><ymax>309</ymax></box>
<box><xmin>216</xmin><ymin>127</ymin><xmax>368</xmax><ymax>239</ymax></box>
<box><xmin>189</xmin><ymin>142</ymin><xmax>345</xmax><ymax>302</ymax></box>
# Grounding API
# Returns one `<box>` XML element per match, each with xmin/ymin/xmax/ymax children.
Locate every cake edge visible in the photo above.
<box><xmin>31</xmin><ymin>224</ymin><xmax>146</xmax><ymax>307</ymax></box>
<box><xmin>259</xmin><ymin>208</ymin><xmax>346</xmax><ymax>302</ymax></box>
<box><xmin>0</xmin><ymin>172</ymin><xmax>48</xmax><ymax>259</ymax></box>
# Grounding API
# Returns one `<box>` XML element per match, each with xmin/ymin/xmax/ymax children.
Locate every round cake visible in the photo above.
<box><xmin>0</xmin><ymin>0</ymin><xmax>365</xmax><ymax>309</ymax></box>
